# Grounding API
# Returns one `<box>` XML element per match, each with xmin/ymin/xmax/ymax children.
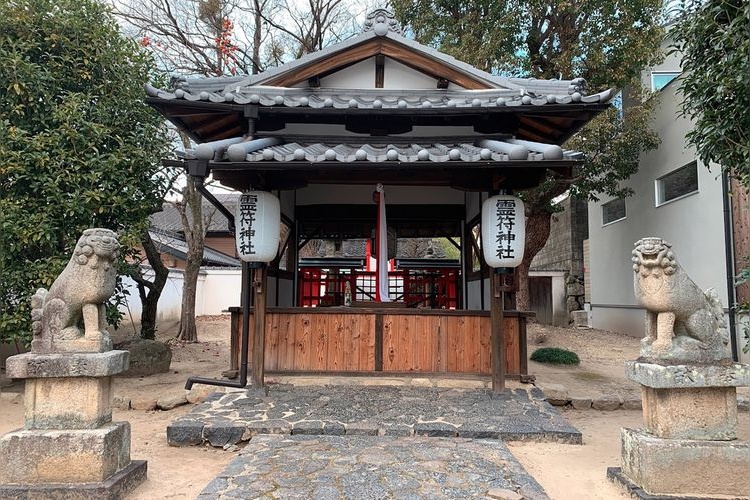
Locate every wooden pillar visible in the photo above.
<box><xmin>490</xmin><ymin>270</ymin><xmax>506</xmax><ymax>393</ymax></box>
<box><xmin>251</xmin><ymin>264</ymin><xmax>267</xmax><ymax>388</ymax></box>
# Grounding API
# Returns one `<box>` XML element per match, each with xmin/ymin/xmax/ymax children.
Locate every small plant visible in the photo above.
<box><xmin>530</xmin><ymin>347</ymin><xmax>580</xmax><ymax>365</ymax></box>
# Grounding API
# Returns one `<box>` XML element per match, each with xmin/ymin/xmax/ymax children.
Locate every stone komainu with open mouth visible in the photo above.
<box><xmin>632</xmin><ymin>237</ymin><xmax>730</xmax><ymax>364</ymax></box>
<box><xmin>30</xmin><ymin>228</ymin><xmax>120</xmax><ymax>353</ymax></box>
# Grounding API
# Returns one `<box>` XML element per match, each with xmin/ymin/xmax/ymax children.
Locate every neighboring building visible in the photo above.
<box><xmin>586</xmin><ymin>39</ymin><xmax>748</xmax><ymax>362</ymax></box>
<box><xmin>529</xmin><ymin>195</ymin><xmax>588</xmax><ymax>326</ymax></box>
<box><xmin>149</xmin><ymin>192</ymin><xmax>240</xmax><ymax>268</ymax></box>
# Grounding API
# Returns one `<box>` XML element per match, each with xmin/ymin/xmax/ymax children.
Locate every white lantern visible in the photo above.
<box><xmin>235</xmin><ymin>191</ymin><xmax>281</xmax><ymax>263</ymax></box>
<box><xmin>481</xmin><ymin>194</ymin><xmax>525</xmax><ymax>268</ymax></box>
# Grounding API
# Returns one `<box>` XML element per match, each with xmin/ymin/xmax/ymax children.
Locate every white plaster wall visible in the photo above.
<box><xmin>314</xmin><ymin>56</ymin><xmax>462</xmax><ymax>90</ymax></box>
<box><xmin>383</xmin><ymin>58</ymin><xmax>440</xmax><ymax>89</ymax></box>
<box><xmin>587</xmin><ymin>84</ymin><xmax>729</xmax><ymax>335</ymax></box>
<box><xmin>120</xmin><ymin>268</ymin><xmax>185</xmax><ymax>328</ymax></box>
<box><xmin>120</xmin><ymin>267</ymin><xmax>243</xmax><ymax>331</ymax></box>
<box><xmin>320</xmin><ymin>58</ymin><xmax>376</xmax><ymax>88</ymax></box>
<box><xmin>199</xmin><ymin>268</ymin><xmax>242</xmax><ymax>313</ymax></box>
<box><xmin>296</xmin><ymin>184</ymin><xmax>464</xmax><ymax>205</ymax></box>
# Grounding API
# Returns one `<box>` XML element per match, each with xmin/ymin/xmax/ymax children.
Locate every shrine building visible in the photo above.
<box><xmin>145</xmin><ymin>10</ymin><xmax>614</xmax><ymax>391</ymax></box>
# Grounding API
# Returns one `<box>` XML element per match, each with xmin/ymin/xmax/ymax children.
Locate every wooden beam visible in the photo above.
<box><xmin>375</xmin><ymin>313</ymin><xmax>384</xmax><ymax>371</ymax></box>
<box><xmin>490</xmin><ymin>271</ymin><xmax>506</xmax><ymax>393</ymax></box>
<box><xmin>251</xmin><ymin>264</ymin><xmax>268</xmax><ymax>388</ymax></box>
<box><xmin>262</xmin><ymin>38</ymin><xmax>493</xmax><ymax>89</ymax></box>
<box><xmin>265</xmin><ymin>42</ymin><xmax>381</xmax><ymax>87</ymax></box>
<box><xmin>516</xmin><ymin>126</ymin><xmax>551</xmax><ymax>143</ymax></box>
<box><xmin>375</xmin><ymin>54</ymin><xmax>385</xmax><ymax>88</ymax></box>
<box><xmin>379</xmin><ymin>39</ymin><xmax>491</xmax><ymax>89</ymax></box>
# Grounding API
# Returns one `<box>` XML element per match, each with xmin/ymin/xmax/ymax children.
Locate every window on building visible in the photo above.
<box><xmin>651</xmin><ymin>72</ymin><xmax>679</xmax><ymax>91</ymax></box>
<box><xmin>656</xmin><ymin>161</ymin><xmax>699</xmax><ymax>206</ymax></box>
<box><xmin>602</xmin><ymin>198</ymin><xmax>626</xmax><ymax>225</ymax></box>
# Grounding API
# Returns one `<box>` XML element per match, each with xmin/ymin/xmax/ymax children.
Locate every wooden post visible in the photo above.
<box><xmin>251</xmin><ymin>264</ymin><xmax>267</xmax><ymax>388</ymax></box>
<box><xmin>490</xmin><ymin>270</ymin><xmax>506</xmax><ymax>393</ymax></box>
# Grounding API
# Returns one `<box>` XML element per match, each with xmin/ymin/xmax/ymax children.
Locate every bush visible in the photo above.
<box><xmin>530</xmin><ymin>347</ymin><xmax>580</xmax><ymax>365</ymax></box>
<box><xmin>0</xmin><ymin>0</ymin><xmax>171</xmax><ymax>345</ymax></box>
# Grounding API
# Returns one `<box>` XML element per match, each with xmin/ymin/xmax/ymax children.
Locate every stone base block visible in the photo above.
<box><xmin>625</xmin><ymin>361</ymin><xmax>750</xmax><ymax>389</ymax></box>
<box><xmin>6</xmin><ymin>351</ymin><xmax>129</xmax><ymax>379</ymax></box>
<box><xmin>32</xmin><ymin>335</ymin><xmax>113</xmax><ymax>355</ymax></box>
<box><xmin>620</xmin><ymin>427</ymin><xmax>750</xmax><ymax>497</ymax></box>
<box><xmin>0</xmin><ymin>459</ymin><xmax>146</xmax><ymax>500</ymax></box>
<box><xmin>0</xmin><ymin>422</ymin><xmax>131</xmax><ymax>484</ymax></box>
<box><xmin>24</xmin><ymin>377</ymin><xmax>114</xmax><ymax>430</ymax></box>
<box><xmin>641</xmin><ymin>385</ymin><xmax>737</xmax><ymax>440</ymax></box>
<box><xmin>607</xmin><ymin>467</ymin><xmax>737</xmax><ymax>500</ymax></box>
<box><xmin>571</xmin><ymin>310</ymin><xmax>589</xmax><ymax>328</ymax></box>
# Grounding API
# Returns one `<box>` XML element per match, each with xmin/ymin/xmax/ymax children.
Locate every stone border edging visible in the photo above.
<box><xmin>536</xmin><ymin>382</ymin><xmax>750</xmax><ymax>412</ymax></box>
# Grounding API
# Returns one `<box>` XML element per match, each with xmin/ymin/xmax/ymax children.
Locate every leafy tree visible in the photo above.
<box><xmin>0</xmin><ymin>0</ymin><xmax>172</xmax><ymax>347</ymax></box>
<box><xmin>671</xmin><ymin>0</ymin><xmax>750</xmax><ymax>184</ymax></box>
<box><xmin>671</xmin><ymin>0</ymin><xmax>750</xmax><ymax>353</ymax></box>
<box><xmin>392</xmin><ymin>0</ymin><xmax>665</xmax><ymax>309</ymax></box>
<box><xmin>117</xmin><ymin>0</ymin><xmax>360</xmax><ymax>341</ymax></box>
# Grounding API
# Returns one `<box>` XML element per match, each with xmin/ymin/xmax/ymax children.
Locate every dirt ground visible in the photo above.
<box><xmin>1</xmin><ymin>318</ymin><xmax>748</xmax><ymax>500</ymax></box>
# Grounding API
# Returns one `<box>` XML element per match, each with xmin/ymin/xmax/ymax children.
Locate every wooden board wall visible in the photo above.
<box><xmin>232</xmin><ymin>309</ymin><xmax>526</xmax><ymax>375</ymax></box>
<box><xmin>732</xmin><ymin>178</ymin><xmax>750</xmax><ymax>304</ymax></box>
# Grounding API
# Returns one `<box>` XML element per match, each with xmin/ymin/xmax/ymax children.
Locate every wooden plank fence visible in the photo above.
<box><xmin>227</xmin><ymin>307</ymin><xmax>529</xmax><ymax>377</ymax></box>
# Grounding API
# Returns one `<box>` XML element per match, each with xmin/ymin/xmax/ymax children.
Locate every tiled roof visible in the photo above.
<box><xmin>149</xmin><ymin>194</ymin><xmax>238</xmax><ymax>233</ymax></box>
<box><xmin>185</xmin><ymin>137</ymin><xmax>582</xmax><ymax>163</ymax></box>
<box><xmin>150</xmin><ymin>230</ymin><xmax>240</xmax><ymax>267</ymax></box>
<box><xmin>145</xmin><ymin>85</ymin><xmax>614</xmax><ymax>108</ymax></box>
<box><xmin>145</xmin><ymin>10</ymin><xmax>614</xmax><ymax>109</ymax></box>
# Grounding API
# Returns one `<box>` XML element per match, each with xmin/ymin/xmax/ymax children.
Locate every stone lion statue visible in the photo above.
<box><xmin>31</xmin><ymin>228</ymin><xmax>120</xmax><ymax>353</ymax></box>
<box><xmin>632</xmin><ymin>237</ymin><xmax>729</xmax><ymax>363</ymax></box>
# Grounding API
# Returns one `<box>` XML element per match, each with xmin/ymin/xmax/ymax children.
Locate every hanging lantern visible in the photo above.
<box><xmin>481</xmin><ymin>194</ymin><xmax>525</xmax><ymax>268</ymax></box>
<box><xmin>235</xmin><ymin>191</ymin><xmax>280</xmax><ymax>263</ymax></box>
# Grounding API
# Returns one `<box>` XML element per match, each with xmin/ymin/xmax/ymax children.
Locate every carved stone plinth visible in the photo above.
<box><xmin>0</xmin><ymin>423</ymin><xmax>132</xmax><ymax>484</ymax></box>
<box><xmin>610</xmin><ymin>361</ymin><xmax>750</xmax><ymax>498</ymax></box>
<box><xmin>627</xmin><ymin>361</ymin><xmax>749</xmax><ymax>441</ymax></box>
<box><xmin>618</xmin><ymin>428</ymin><xmax>750</xmax><ymax>498</ymax></box>
<box><xmin>8</xmin><ymin>351</ymin><xmax>129</xmax><ymax>430</ymax></box>
<box><xmin>0</xmin><ymin>350</ymin><xmax>145</xmax><ymax>498</ymax></box>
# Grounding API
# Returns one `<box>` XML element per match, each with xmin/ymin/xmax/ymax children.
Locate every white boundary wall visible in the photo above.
<box><xmin>119</xmin><ymin>267</ymin><xmax>242</xmax><ymax>329</ymax></box>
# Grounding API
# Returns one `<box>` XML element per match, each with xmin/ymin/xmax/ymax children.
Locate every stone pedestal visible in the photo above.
<box><xmin>610</xmin><ymin>361</ymin><xmax>750</xmax><ymax>498</ymax></box>
<box><xmin>0</xmin><ymin>350</ymin><xmax>146</xmax><ymax>499</ymax></box>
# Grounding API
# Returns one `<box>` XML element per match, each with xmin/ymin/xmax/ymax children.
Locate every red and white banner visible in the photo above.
<box><xmin>375</xmin><ymin>184</ymin><xmax>391</xmax><ymax>302</ymax></box>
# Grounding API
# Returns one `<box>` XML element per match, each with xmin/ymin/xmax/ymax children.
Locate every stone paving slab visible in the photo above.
<box><xmin>199</xmin><ymin>435</ymin><xmax>549</xmax><ymax>499</ymax></box>
<box><xmin>168</xmin><ymin>385</ymin><xmax>581</xmax><ymax>447</ymax></box>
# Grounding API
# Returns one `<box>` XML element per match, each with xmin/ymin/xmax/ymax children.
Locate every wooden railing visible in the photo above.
<box><xmin>226</xmin><ymin>307</ymin><xmax>529</xmax><ymax>377</ymax></box>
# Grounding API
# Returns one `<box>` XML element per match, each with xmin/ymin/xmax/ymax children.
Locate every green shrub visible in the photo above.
<box><xmin>530</xmin><ymin>347</ymin><xmax>580</xmax><ymax>365</ymax></box>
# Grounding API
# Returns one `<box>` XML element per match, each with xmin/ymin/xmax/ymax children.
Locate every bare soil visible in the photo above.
<box><xmin>1</xmin><ymin>317</ymin><xmax>748</xmax><ymax>500</ymax></box>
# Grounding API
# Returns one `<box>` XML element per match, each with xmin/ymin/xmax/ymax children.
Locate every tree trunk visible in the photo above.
<box><xmin>138</xmin><ymin>231</ymin><xmax>169</xmax><ymax>340</ymax></box>
<box><xmin>177</xmin><ymin>249</ymin><xmax>202</xmax><ymax>341</ymax></box>
<box><xmin>515</xmin><ymin>210</ymin><xmax>552</xmax><ymax>311</ymax></box>
<box><xmin>252</xmin><ymin>0</ymin><xmax>262</xmax><ymax>74</ymax></box>
<box><xmin>176</xmin><ymin>177</ymin><xmax>205</xmax><ymax>342</ymax></box>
